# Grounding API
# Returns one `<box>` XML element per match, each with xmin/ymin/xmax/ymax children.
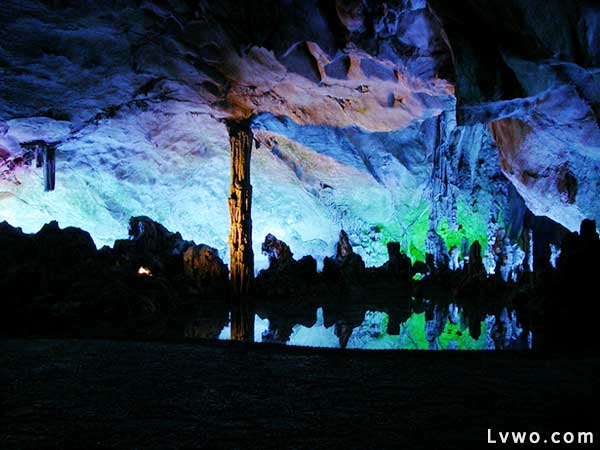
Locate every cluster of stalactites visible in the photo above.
<box><xmin>24</xmin><ymin>141</ymin><xmax>56</xmax><ymax>191</ymax></box>
<box><xmin>424</xmin><ymin>226</ymin><xmax>531</xmax><ymax>282</ymax></box>
<box><xmin>2</xmin><ymin>140</ymin><xmax>57</xmax><ymax>191</ymax></box>
<box><xmin>429</xmin><ymin>110</ymin><xmax>459</xmax><ymax>232</ymax></box>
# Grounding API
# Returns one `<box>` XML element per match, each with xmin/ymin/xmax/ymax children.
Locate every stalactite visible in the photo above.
<box><xmin>225</xmin><ymin>118</ymin><xmax>255</xmax><ymax>341</ymax></box>
<box><xmin>523</xmin><ymin>228</ymin><xmax>533</xmax><ymax>272</ymax></box>
<box><xmin>43</xmin><ymin>145</ymin><xmax>56</xmax><ymax>191</ymax></box>
<box><xmin>20</xmin><ymin>140</ymin><xmax>56</xmax><ymax>191</ymax></box>
<box><xmin>35</xmin><ymin>145</ymin><xmax>43</xmax><ymax>168</ymax></box>
<box><xmin>425</xmin><ymin>228</ymin><xmax>449</xmax><ymax>269</ymax></box>
<box><xmin>429</xmin><ymin>110</ymin><xmax>458</xmax><ymax>231</ymax></box>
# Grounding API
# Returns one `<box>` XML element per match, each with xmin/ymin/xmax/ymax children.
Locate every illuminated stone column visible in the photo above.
<box><xmin>225</xmin><ymin>118</ymin><xmax>255</xmax><ymax>341</ymax></box>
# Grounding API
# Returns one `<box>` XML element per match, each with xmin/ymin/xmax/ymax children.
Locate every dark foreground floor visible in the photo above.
<box><xmin>1</xmin><ymin>339</ymin><xmax>598</xmax><ymax>449</ymax></box>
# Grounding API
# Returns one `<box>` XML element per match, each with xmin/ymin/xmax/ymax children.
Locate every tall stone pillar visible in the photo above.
<box><xmin>225</xmin><ymin>118</ymin><xmax>255</xmax><ymax>341</ymax></box>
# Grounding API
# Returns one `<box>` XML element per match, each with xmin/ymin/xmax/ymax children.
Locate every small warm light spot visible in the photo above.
<box><xmin>137</xmin><ymin>266</ymin><xmax>152</xmax><ymax>276</ymax></box>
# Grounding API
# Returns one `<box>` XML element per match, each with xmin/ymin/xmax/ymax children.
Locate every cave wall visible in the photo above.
<box><xmin>1</xmin><ymin>0</ymin><xmax>598</xmax><ymax>269</ymax></box>
<box><xmin>431</xmin><ymin>0</ymin><xmax>600</xmax><ymax>232</ymax></box>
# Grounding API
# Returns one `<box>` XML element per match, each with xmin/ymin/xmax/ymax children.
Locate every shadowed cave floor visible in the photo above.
<box><xmin>1</xmin><ymin>339</ymin><xmax>598</xmax><ymax>449</ymax></box>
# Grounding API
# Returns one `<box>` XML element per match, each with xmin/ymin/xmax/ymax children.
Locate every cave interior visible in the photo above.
<box><xmin>1</xmin><ymin>1</ymin><xmax>599</xmax><ymax>447</ymax></box>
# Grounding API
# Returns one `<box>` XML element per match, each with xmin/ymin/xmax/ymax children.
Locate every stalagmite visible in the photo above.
<box><xmin>225</xmin><ymin>118</ymin><xmax>255</xmax><ymax>341</ymax></box>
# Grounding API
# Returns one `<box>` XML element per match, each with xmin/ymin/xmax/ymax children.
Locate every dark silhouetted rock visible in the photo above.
<box><xmin>262</xmin><ymin>233</ymin><xmax>294</xmax><ymax>269</ymax></box>
<box><xmin>296</xmin><ymin>255</ymin><xmax>317</xmax><ymax>279</ymax></box>
<box><xmin>322</xmin><ymin>256</ymin><xmax>340</xmax><ymax>281</ymax></box>
<box><xmin>0</xmin><ymin>221</ymin><xmax>34</xmax><ymax>266</ymax></box>
<box><xmin>331</xmin><ymin>229</ymin><xmax>365</xmax><ymax>283</ymax></box>
<box><xmin>335</xmin><ymin>320</ymin><xmax>352</xmax><ymax>348</ymax></box>
<box><xmin>467</xmin><ymin>241</ymin><xmax>485</xmax><ymax>278</ymax></box>
<box><xmin>469</xmin><ymin>316</ymin><xmax>482</xmax><ymax>341</ymax></box>
<box><xmin>384</xmin><ymin>241</ymin><xmax>412</xmax><ymax>282</ymax></box>
<box><xmin>183</xmin><ymin>244</ymin><xmax>228</xmax><ymax>295</ymax></box>
<box><xmin>113</xmin><ymin>216</ymin><xmax>194</xmax><ymax>275</ymax></box>
<box><xmin>36</xmin><ymin>220</ymin><xmax>97</xmax><ymax>266</ymax></box>
<box><xmin>256</xmin><ymin>234</ymin><xmax>317</xmax><ymax>299</ymax></box>
<box><xmin>0</xmin><ymin>218</ymin><xmax>227</xmax><ymax>340</ymax></box>
<box><xmin>339</xmin><ymin>252</ymin><xmax>366</xmax><ymax>281</ymax></box>
<box><xmin>128</xmin><ymin>216</ymin><xmax>194</xmax><ymax>255</ymax></box>
<box><xmin>534</xmin><ymin>218</ymin><xmax>600</xmax><ymax>351</ymax></box>
<box><xmin>412</xmin><ymin>261</ymin><xmax>429</xmax><ymax>277</ymax></box>
<box><xmin>580</xmin><ymin>219</ymin><xmax>599</xmax><ymax>248</ymax></box>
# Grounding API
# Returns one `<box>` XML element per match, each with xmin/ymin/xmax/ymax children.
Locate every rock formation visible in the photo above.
<box><xmin>262</xmin><ymin>233</ymin><xmax>294</xmax><ymax>270</ymax></box>
<box><xmin>113</xmin><ymin>216</ymin><xmax>194</xmax><ymax>275</ymax></box>
<box><xmin>255</xmin><ymin>234</ymin><xmax>317</xmax><ymax>299</ymax></box>
<box><xmin>183</xmin><ymin>244</ymin><xmax>228</xmax><ymax>295</ymax></box>
<box><xmin>383</xmin><ymin>241</ymin><xmax>412</xmax><ymax>282</ymax></box>
<box><xmin>0</xmin><ymin>217</ymin><xmax>228</xmax><ymax>339</ymax></box>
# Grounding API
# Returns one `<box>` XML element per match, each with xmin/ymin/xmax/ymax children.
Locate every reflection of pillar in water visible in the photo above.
<box><xmin>230</xmin><ymin>301</ymin><xmax>255</xmax><ymax>342</ymax></box>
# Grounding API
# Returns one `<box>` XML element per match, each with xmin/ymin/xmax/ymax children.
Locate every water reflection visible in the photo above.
<box><xmin>229</xmin><ymin>301</ymin><xmax>256</xmax><ymax>341</ymax></box>
<box><xmin>217</xmin><ymin>302</ymin><xmax>532</xmax><ymax>350</ymax></box>
<box><xmin>288</xmin><ymin>308</ymin><xmax>339</xmax><ymax>348</ymax></box>
<box><xmin>219</xmin><ymin>312</ymin><xmax>270</xmax><ymax>342</ymax></box>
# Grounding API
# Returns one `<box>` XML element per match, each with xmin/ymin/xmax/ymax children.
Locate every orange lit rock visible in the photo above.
<box><xmin>183</xmin><ymin>244</ymin><xmax>228</xmax><ymax>295</ymax></box>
